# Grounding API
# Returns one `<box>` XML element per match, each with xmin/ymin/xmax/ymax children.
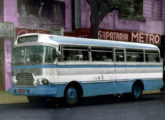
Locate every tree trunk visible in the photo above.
<box><xmin>90</xmin><ymin>22</ymin><xmax>99</xmax><ymax>39</ymax></box>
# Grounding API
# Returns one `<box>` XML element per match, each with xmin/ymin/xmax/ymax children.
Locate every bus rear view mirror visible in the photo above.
<box><xmin>56</xmin><ymin>53</ymin><xmax>63</xmax><ymax>61</ymax></box>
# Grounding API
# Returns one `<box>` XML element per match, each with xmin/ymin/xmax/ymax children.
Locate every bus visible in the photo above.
<box><xmin>8</xmin><ymin>33</ymin><xmax>164</xmax><ymax>105</ymax></box>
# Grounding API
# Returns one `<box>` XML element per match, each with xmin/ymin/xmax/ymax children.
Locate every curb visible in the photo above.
<box><xmin>143</xmin><ymin>90</ymin><xmax>165</xmax><ymax>94</ymax></box>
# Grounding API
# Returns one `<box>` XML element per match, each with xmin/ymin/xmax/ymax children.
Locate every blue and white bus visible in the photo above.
<box><xmin>8</xmin><ymin>33</ymin><xmax>164</xmax><ymax>105</ymax></box>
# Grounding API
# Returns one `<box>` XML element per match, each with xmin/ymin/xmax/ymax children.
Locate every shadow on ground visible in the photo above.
<box><xmin>1</xmin><ymin>93</ymin><xmax>164</xmax><ymax>110</ymax></box>
<box><xmin>44</xmin><ymin>93</ymin><xmax>165</xmax><ymax>108</ymax></box>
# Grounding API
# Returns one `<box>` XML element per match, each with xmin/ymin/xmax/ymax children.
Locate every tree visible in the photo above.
<box><xmin>86</xmin><ymin>0</ymin><xmax>122</xmax><ymax>39</ymax></box>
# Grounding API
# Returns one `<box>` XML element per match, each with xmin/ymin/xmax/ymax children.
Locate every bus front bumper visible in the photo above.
<box><xmin>8</xmin><ymin>85</ymin><xmax>64</xmax><ymax>98</ymax></box>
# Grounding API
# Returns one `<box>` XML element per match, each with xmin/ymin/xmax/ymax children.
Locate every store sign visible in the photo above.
<box><xmin>76</xmin><ymin>29</ymin><xmax>161</xmax><ymax>44</ymax></box>
<box><xmin>131</xmin><ymin>32</ymin><xmax>160</xmax><ymax>44</ymax></box>
<box><xmin>0</xmin><ymin>22</ymin><xmax>14</xmax><ymax>38</ymax></box>
<box><xmin>98</xmin><ymin>30</ymin><xmax>129</xmax><ymax>42</ymax></box>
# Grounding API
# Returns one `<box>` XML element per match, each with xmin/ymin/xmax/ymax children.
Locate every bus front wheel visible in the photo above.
<box><xmin>132</xmin><ymin>83</ymin><xmax>143</xmax><ymax>100</ymax></box>
<box><xmin>65</xmin><ymin>87</ymin><xmax>79</xmax><ymax>105</ymax></box>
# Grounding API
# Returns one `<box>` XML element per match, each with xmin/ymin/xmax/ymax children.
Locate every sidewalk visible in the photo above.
<box><xmin>143</xmin><ymin>89</ymin><xmax>165</xmax><ymax>94</ymax></box>
<box><xmin>0</xmin><ymin>91</ymin><xmax>28</xmax><ymax>104</ymax></box>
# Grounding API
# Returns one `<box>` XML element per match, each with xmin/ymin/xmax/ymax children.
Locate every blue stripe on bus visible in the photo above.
<box><xmin>8</xmin><ymin>79</ymin><xmax>164</xmax><ymax>97</ymax></box>
<box><xmin>82</xmin><ymin>79</ymin><xmax>164</xmax><ymax>97</ymax></box>
<box><xmin>13</xmin><ymin>64</ymin><xmax>163</xmax><ymax>70</ymax></box>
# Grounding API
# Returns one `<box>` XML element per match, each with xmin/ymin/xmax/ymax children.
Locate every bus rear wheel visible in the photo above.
<box><xmin>65</xmin><ymin>87</ymin><xmax>79</xmax><ymax>105</ymax></box>
<box><xmin>132</xmin><ymin>83</ymin><xmax>143</xmax><ymax>100</ymax></box>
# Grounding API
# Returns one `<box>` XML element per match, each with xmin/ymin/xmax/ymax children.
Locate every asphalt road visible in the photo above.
<box><xmin>0</xmin><ymin>93</ymin><xmax>165</xmax><ymax>120</ymax></box>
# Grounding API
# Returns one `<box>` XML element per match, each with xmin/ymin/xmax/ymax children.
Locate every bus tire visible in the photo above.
<box><xmin>132</xmin><ymin>83</ymin><xmax>143</xmax><ymax>100</ymax></box>
<box><xmin>64</xmin><ymin>86</ymin><xmax>79</xmax><ymax>105</ymax></box>
<box><xmin>27</xmin><ymin>96</ymin><xmax>47</xmax><ymax>105</ymax></box>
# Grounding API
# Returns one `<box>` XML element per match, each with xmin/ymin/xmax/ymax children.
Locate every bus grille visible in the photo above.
<box><xmin>16</xmin><ymin>73</ymin><xmax>34</xmax><ymax>87</ymax></box>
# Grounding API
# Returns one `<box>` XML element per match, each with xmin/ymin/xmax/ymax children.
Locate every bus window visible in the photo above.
<box><xmin>12</xmin><ymin>47</ymin><xmax>25</xmax><ymax>65</ymax></box>
<box><xmin>26</xmin><ymin>46</ymin><xmax>44</xmax><ymax>64</ymax></box>
<box><xmin>145</xmin><ymin>50</ymin><xmax>160</xmax><ymax>62</ymax></box>
<box><xmin>91</xmin><ymin>47</ymin><xmax>113</xmax><ymax>61</ymax></box>
<box><xmin>45</xmin><ymin>47</ymin><xmax>56</xmax><ymax>63</ymax></box>
<box><xmin>116</xmin><ymin>49</ymin><xmax>125</xmax><ymax>62</ymax></box>
<box><xmin>126</xmin><ymin>49</ymin><xmax>144</xmax><ymax>62</ymax></box>
<box><xmin>63</xmin><ymin>46</ymin><xmax>89</xmax><ymax>61</ymax></box>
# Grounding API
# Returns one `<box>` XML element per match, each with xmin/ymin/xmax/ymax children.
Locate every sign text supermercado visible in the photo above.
<box><xmin>76</xmin><ymin>29</ymin><xmax>161</xmax><ymax>44</ymax></box>
<box><xmin>0</xmin><ymin>22</ymin><xmax>14</xmax><ymax>38</ymax></box>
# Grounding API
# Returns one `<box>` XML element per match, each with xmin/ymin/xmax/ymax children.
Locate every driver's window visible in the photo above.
<box><xmin>45</xmin><ymin>47</ymin><xmax>56</xmax><ymax>63</ymax></box>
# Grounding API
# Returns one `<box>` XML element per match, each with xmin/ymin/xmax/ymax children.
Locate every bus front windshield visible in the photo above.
<box><xmin>13</xmin><ymin>46</ymin><xmax>56</xmax><ymax>65</ymax></box>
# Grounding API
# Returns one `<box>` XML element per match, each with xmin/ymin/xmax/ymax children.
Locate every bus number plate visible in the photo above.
<box><xmin>18</xmin><ymin>89</ymin><xmax>24</xmax><ymax>94</ymax></box>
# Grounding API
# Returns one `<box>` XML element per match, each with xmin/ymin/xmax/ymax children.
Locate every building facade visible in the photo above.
<box><xmin>81</xmin><ymin>0</ymin><xmax>165</xmax><ymax>35</ymax></box>
<box><xmin>0</xmin><ymin>0</ymin><xmax>165</xmax><ymax>91</ymax></box>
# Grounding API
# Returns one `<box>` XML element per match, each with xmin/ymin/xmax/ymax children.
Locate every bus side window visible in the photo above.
<box><xmin>63</xmin><ymin>46</ymin><xmax>89</xmax><ymax>61</ymax></box>
<box><xmin>145</xmin><ymin>50</ymin><xmax>160</xmax><ymax>62</ymax></box>
<box><xmin>116</xmin><ymin>49</ymin><xmax>124</xmax><ymax>62</ymax></box>
<box><xmin>91</xmin><ymin>47</ymin><xmax>113</xmax><ymax>62</ymax></box>
<box><xmin>126</xmin><ymin>49</ymin><xmax>144</xmax><ymax>62</ymax></box>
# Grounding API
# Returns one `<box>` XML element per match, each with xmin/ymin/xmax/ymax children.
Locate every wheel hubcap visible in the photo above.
<box><xmin>133</xmin><ymin>85</ymin><xmax>141</xmax><ymax>97</ymax></box>
<box><xmin>66</xmin><ymin>87</ymin><xmax>78</xmax><ymax>104</ymax></box>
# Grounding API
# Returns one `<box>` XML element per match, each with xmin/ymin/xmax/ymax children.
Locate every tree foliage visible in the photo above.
<box><xmin>86</xmin><ymin>0</ymin><xmax>143</xmax><ymax>38</ymax></box>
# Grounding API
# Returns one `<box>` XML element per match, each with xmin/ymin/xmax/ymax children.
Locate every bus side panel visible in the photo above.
<box><xmin>143</xmin><ymin>79</ymin><xmax>164</xmax><ymax>91</ymax></box>
<box><xmin>82</xmin><ymin>81</ymin><xmax>133</xmax><ymax>97</ymax></box>
<box><xmin>81</xmin><ymin>79</ymin><xmax>164</xmax><ymax>97</ymax></box>
<box><xmin>125</xmin><ymin>63</ymin><xmax>163</xmax><ymax>89</ymax></box>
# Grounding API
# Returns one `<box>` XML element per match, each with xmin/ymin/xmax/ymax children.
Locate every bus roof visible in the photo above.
<box><xmin>17</xmin><ymin>33</ymin><xmax>159</xmax><ymax>50</ymax></box>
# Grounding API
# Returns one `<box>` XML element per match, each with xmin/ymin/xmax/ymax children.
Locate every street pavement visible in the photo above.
<box><xmin>0</xmin><ymin>93</ymin><xmax>164</xmax><ymax>120</ymax></box>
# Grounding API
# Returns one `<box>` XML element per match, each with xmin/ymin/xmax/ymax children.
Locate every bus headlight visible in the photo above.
<box><xmin>36</xmin><ymin>78</ymin><xmax>50</xmax><ymax>85</ymax></box>
<box><xmin>41</xmin><ymin>79</ymin><xmax>50</xmax><ymax>85</ymax></box>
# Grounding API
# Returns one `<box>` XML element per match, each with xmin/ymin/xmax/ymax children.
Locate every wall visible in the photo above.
<box><xmin>3</xmin><ymin>0</ymin><xmax>16</xmax><ymax>90</ymax></box>
<box><xmin>4</xmin><ymin>39</ymin><xmax>12</xmax><ymax>91</ymax></box>
<box><xmin>3</xmin><ymin>0</ymin><xmax>72</xmax><ymax>32</ymax></box>
<box><xmin>80</xmin><ymin>0</ymin><xmax>165</xmax><ymax>35</ymax></box>
<box><xmin>17</xmin><ymin>0</ymin><xmax>65</xmax><ymax>31</ymax></box>
<box><xmin>143</xmin><ymin>0</ymin><xmax>165</xmax><ymax>35</ymax></box>
<box><xmin>56</xmin><ymin>0</ymin><xmax>72</xmax><ymax>31</ymax></box>
<box><xmin>4</xmin><ymin>0</ymin><xmax>18</xmax><ymax>27</ymax></box>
